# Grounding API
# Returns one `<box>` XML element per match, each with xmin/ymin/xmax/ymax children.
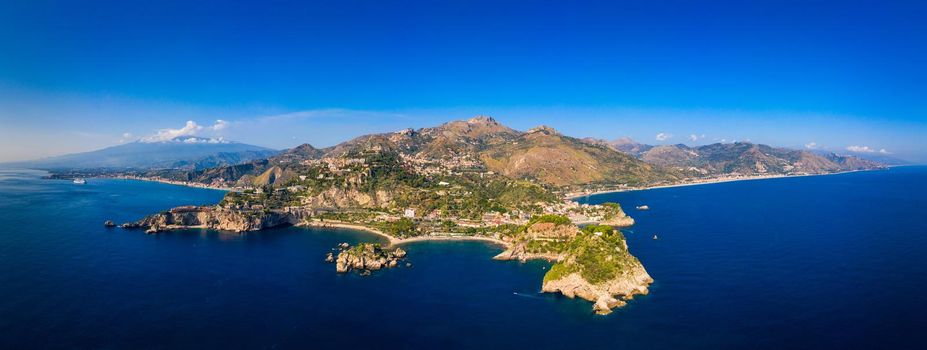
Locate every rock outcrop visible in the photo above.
<box><xmin>123</xmin><ymin>205</ymin><xmax>309</xmax><ymax>233</ymax></box>
<box><xmin>494</xmin><ymin>216</ymin><xmax>652</xmax><ymax>315</ymax></box>
<box><xmin>540</xmin><ymin>231</ymin><xmax>653</xmax><ymax>315</ymax></box>
<box><xmin>600</xmin><ymin>212</ymin><xmax>635</xmax><ymax>227</ymax></box>
<box><xmin>542</xmin><ymin>263</ymin><xmax>652</xmax><ymax>315</ymax></box>
<box><xmin>330</xmin><ymin>243</ymin><xmax>407</xmax><ymax>274</ymax></box>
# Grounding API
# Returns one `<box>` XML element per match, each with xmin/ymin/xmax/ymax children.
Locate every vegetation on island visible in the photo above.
<box><xmin>542</xmin><ymin>226</ymin><xmax>636</xmax><ymax>285</ymax></box>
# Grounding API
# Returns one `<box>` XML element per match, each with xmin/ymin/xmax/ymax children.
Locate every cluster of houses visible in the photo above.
<box><xmin>398</xmin><ymin>152</ymin><xmax>486</xmax><ymax>176</ymax></box>
<box><xmin>543</xmin><ymin>200</ymin><xmax>616</xmax><ymax>224</ymax></box>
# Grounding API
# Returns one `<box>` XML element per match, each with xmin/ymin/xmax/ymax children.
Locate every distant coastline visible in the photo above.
<box><xmin>105</xmin><ymin>176</ymin><xmax>233</xmax><ymax>192</ymax></box>
<box><xmin>34</xmin><ymin>170</ymin><xmax>235</xmax><ymax>192</ymax></box>
<box><xmin>566</xmin><ymin>168</ymin><xmax>888</xmax><ymax>199</ymax></box>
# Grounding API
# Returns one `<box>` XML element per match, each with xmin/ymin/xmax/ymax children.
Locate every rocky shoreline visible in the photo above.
<box><xmin>121</xmin><ymin>205</ymin><xmax>310</xmax><ymax>233</ymax></box>
<box><xmin>122</xmin><ymin>204</ymin><xmax>650</xmax><ymax>315</ymax></box>
<box><xmin>493</xmin><ymin>220</ymin><xmax>652</xmax><ymax>315</ymax></box>
<box><xmin>542</xmin><ymin>260</ymin><xmax>652</xmax><ymax>315</ymax></box>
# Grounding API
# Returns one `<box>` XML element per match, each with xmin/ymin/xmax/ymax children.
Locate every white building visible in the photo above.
<box><xmin>403</xmin><ymin>208</ymin><xmax>416</xmax><ymax>218</ymax></box>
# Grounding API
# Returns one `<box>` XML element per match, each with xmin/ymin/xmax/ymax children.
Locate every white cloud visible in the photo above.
<box><xmin>805</xmin><ymin>142</ymin><xmax>817</xmax><ymax>149</ymax></box>
<box><xmin>141</xmin><ymin>120</ymin><xmax>203</xmax><ymax>142</ymax></box>
<box><xmin>656</xmin><ymin>132</ymin><xmax>673</xmax><ymax>141</ymax></box>
<box><xmin>119</xmin><ymin>132</ymin><xmax>135</xmax><ymax>143</ymax></box>
<box><xmin>688</xmin><ymin>134</ymin><xmax>706</xmax><ymax>142</ymax></box>
<box><xmin>211</xmin><ymin>119</ymin><xmax>229</xmax><ymax>131</ymax></box>
<box><xmin>181</xmin><ymin>137</ymin><xmax>229</xmax><ymax>144</ymax></box>
<box><xmin>879</xmin><ymin>148</ymin><xmax>891</xmax><ymax>154</ymax></box>
<box><xmin>846</xmin><ymin>145</ymin><xmax>876</xmax><ymax>153</ymax></box>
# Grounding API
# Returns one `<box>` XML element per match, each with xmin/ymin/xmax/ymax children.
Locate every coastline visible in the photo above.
<box><xmin>394</xmin><ymin>235</ymin><xmax>509</xmax><ymax>247</ymax></box>
<box><xmin>7</xmin><ymin>168</ymin><xmax>232</xmax><ymax>191</ymax></box>
<box><xmin>106</xmin><ymin>176</ymin><xmax>233</xmax><ymax>192</ymax></box>
<box><xmin>566</xmin><ymin>168</ymin><xmax>885</xmax><ymax>199</ymax></box>
<box><xmin>300</xmin><ymin>221</ymin><xmax>400</xmax><ymax>244</ymax></box>
<box><xmin>299</xmin><ymin>220</ymin><xmax>509</xmax><ymax>247</ymax></box>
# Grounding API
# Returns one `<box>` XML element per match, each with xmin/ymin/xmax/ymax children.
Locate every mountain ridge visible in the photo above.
<box><xmin>35</xmin><ymin>118</ymin><xmax>885</xmax><ymax>189</ymax></box>
<box><xmin>5</xmin><ymin>136</ymin><xmax>279</xmax><ymax>171</ymax></box>
<box><xmin>602</xmin><ymin>138</ymin><xmax>884</xmax><ymax>176</ymax></box>
<box><xmin>151</xmin><ymin>117</ymin><xmax>676</xmax><ymax>189</ymax></box>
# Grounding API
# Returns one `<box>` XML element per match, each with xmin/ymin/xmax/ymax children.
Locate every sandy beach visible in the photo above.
<box><xmin>394</xmin><ymin>235</ymin><xmax>508</xmax><ymax>247</ymax></box>
<box><xmin>110</xmin><ymin>176</ymin><xmax>234</xmax><ymax>191</ymax></box>
<box><xmin>566</xmin><ymin>168</ymin><xmax>882</xmax><ymax>199</ymax></box>
<box><xmin>299</xmin><ymin>220</ymin><xmax>509</xmax><ymax>247</ymax></box>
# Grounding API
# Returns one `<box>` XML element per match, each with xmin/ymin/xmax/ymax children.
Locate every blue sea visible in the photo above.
<box><xmin>1</xmin><ymin>167</ymin><xmax>926</xmax><ymax>349</ymax></box>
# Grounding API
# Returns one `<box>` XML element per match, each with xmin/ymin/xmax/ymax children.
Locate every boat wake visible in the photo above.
<box><xmin>512</xmin><ymin>292</ymin><xmax>546</xmax><ymax>300</ymax></box>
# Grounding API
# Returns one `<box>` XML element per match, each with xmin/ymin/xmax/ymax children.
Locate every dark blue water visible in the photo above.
<box><xmin>2</xmin><ymin>167</ymin><xmax>926</xmax><ymax>349</ymax></box>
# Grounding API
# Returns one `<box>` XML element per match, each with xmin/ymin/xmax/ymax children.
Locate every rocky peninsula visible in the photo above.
<box><xmin>123</xmin><ymin>206</ymin><xmax>650</xmax><ymax>314</ymax></box>
<box><xmin>494</xmin><ymin>216</ymin><xmax>652</xmax><ymax>315</ymax></box>
<box><xmin>540</xmin><ymin>229</ymin><xmax>652</xmax><ymax>315</ymax></box>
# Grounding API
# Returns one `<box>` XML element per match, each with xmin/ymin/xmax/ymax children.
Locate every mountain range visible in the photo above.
<box><xmin>8</xmin><ymin>117</ymin><xmax>886</xmax><ymax>188</ymax></box>
<box><xmin>599</xmin><ymin>138</ymin><xmax>885</xmax><ymax>177</ymax></box>
<box><xmin>135</xmin><ymin>117</ymin><xmax>882</xmax><ymax>189</ymax></box>
<box><xmin>4</xmin><ymin>136</ymin><xmax>279</xmax><ymax>171</ymax></box>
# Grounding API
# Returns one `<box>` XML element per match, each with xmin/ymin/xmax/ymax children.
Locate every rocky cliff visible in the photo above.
<box><xmin>542</xmin><ymin>265</ymin><xmax>652</xmax><ymax>315</ymax></box>
<box><xmin>541</xmin><ymin>230</ymin><xmax>652</xmax><ymax>315</ymax></box>
<box><xmin>600</xmin><ymin>206</ymin><xmax>635</xmax><ymax>227</ymax></box>
<box><xmin>123</xmin><ymin>205</ymin><xmax>308</xmax><ymax>233</ymax></box>
<box><xmin>494</xmin><ymin>218</ymin><xmax>652</xmax><ymax>315</ymax></box>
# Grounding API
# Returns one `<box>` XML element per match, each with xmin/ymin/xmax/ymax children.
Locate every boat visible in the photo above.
<box><xmin>72</xmin><ymin>178</ymin><xmax>86</xmax><ymax>184</ymax></box>
<box><xmin>636</xmin><ymin>205</ymin><xmax>650</xmax><ymax>210</ymax></box>
<box><xmin>652</xmin><ymin>234</ymin><xmax>658</xmax><ymax>240</ymax></box>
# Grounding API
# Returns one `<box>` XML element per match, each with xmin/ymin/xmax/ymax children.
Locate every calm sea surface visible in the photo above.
<box><xmin>1</xmin><ymin>167</ymin><xmax>925</xmax><ymax>349</ymax></box>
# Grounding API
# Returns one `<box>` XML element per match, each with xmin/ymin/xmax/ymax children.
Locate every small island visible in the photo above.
<box><xmin>327</xmin><ymin>243</ymin><xmax>408</xmax><ymax>275</ymax></box>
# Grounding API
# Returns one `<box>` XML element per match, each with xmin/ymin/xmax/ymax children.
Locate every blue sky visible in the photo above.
<box><xmin>1</xmin><ymin>0</ymin><xmax>925</xmax><ymax>162</ymax></box>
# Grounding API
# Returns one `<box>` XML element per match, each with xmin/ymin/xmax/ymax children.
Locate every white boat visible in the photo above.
<box><xmin>652</xmin><ymin>234</ymin><xmax>658</xmax><ymax>240</ymax></box>
<box><xmin>636</xmin><ymin>205</ymin><xmax>650</xmax><ymax>210</ymax></box>
<box><xmin>73</xmin><ymin>178</ymin><xmax>86</xmax><ymax>184</ymax></box>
